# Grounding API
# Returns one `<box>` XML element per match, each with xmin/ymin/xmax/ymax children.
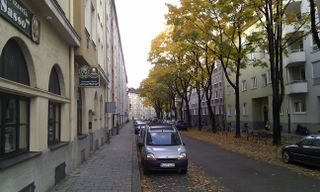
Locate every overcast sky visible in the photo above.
<box><xmin>115</xmin><ymin>0</ymin><xmax>180</xmax><ymax>89</ymax></box>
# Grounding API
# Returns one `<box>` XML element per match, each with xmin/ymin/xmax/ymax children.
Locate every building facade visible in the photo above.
<box><xmin>128</xmin><ymin>88</ymin><xmax>156</xmax><ymax>120</ymax></box>
<box><xmin>225</xmin><ymin>0</ymin><xmax>320</xmax><ymax>134</ymax></box>
<box><xmin>0</xmin><ymin>0</ymin><xmax>128</xmax><ymax>191</ymax></box>
<box><xmin>184</xmin><ymin>62</ymin><xmax>225</xmax><ymax>128</ymax></box>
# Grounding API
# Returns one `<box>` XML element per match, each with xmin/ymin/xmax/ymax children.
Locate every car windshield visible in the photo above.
<box><xmin>146</xmin><ymin>131</ymin><xmax>182</xmax><ymax>146</ymax></box>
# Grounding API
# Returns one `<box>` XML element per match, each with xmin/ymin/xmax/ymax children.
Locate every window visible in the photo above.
<box><xmin>228</xmin><ymin>105</ymin><xmax>232</xmax><ymax>116</ymax></box>
<box><xmin>312</xmin><ymin>61</ymin><xmax>320</xmax><ymax>84</ymax></box>
<box><xmin>242</xmin><ymin>80</ymin><xmax>247</xmax><ymax>91</ymax></box>
<box><xmin>227</xmin><ymin>85</ymin><xmax>230</xmax><ymax>95</ymax></box>
<box><xmin>48</xmin><ymin>67</ymin><xmax>61</xmax><ymax>146</ymax></box>
<box><xmin>0</xmin><ymin>39</ymin><xmax>29</xmax><ymax>85</ymax></box>
<box><xmin>0</xmin><ymin>94</ymin><xmax>29</xmax><ymax>159</ymax></box>
<box><xmin>48</xmin><ymin>102</ymin><xmax>61</xmax><ymax>145</ymax></box>
<box><xmin>100</xmin><ymin>95</ymin><xmax>103</xmax><ymax>126</ymax></box>
<box><xmin>294</xmin><ymin>100</ymin><xmax>306</xmax><ymax>113</ymax></box>
<box><xmin>267</xmin><ymin>70</ymin><xmax>272</xmax><ymax>84</ymax></box>
<box><xmin>0</xmin><ymin>39</ymin><xmax>30</xmax><ymax>159</ymax></box>
<box><xmin>77</xmin><ymin>88</ymin><xmax>83</xmax><ymax>135</ymax></box>
<box><xmin>312</xmin><ymin>37</ymin><xmax>319</xmax><ymax>51</ymax></box>
<box><xmin>91</xmin><ymin>2</ymin><xmax>97</xmax><ymax>44</ymax></box>
<box><xmin>146</xmin><ymin>131</ymin><xmax>181</xmax><ymax>146</ymax></box>
<box><xmin>251</xmin><ymin>77</ymin><xmax>257</xmax><ymax>89</ymax></box>
<box><xmin>84</xmin><ymin>0</ymin><xmax>91</xmax><ymax>35</ymax></box>
<box><xmin>261</xmin><ymin>74</ymin><xmax>267</xmax><ymax>87</ymax></box>
<box><xmin>243</xmin><ymin>102</ymin><xmax>248</xmax><ymax>116</ymax></box>
<box><xmin>219</xmin><ymin>106</ymin><xmax>223</xmax><ymax>115</ymax></box>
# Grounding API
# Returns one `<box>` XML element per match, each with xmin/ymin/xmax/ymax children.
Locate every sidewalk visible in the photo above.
<box><xmin>51</xmin><ymin>122</ymin><xmax>141</xmax><ymax>192</ymax></box>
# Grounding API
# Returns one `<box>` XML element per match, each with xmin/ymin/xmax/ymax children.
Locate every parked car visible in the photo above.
<box><xmin>134</xmin><ymin>121</ymin><xmax>146</xmax><ymax>135</ymax></box>
<box><xmin>175</xmin><ymin>120</ymin><xmax>188</xmax><ymax>131</ymax></box>
<box><xmin>138</xmin><ymin>125</ymin><xmax>188</xmax><ymax>174</ymax></box>
<box><xmin>282</xmin><ymin>135</ymin><xmax>320</xmax><ymax>168</ymax></box>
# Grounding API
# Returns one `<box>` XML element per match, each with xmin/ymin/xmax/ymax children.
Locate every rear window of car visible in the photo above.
<box><xmin>146</xmin><ymin>131</ymin><xmax>182</xmax><ymax>146</ymax></box>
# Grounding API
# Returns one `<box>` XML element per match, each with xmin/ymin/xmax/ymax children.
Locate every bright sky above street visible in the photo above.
<box><xmin>115</xmin><ymin>0</ymin><xmax>180</xmax><ymax>89</ymax></box>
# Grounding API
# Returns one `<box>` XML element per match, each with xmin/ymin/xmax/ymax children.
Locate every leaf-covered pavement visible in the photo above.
<box><xmin>182</xmin><ymin>129</ymin><xmax>320</xmax><ymax>178</ymax></box>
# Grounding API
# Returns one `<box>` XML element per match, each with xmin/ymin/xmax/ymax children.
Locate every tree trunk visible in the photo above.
<box><xmin>184</xmin><ymin>92</ymin><xmax>192</xmax><ymax>129</ymax></box>
<box><xmin>207</xmin><ymin>100</ymin><xmax>216</xmax><ymax>132</ymax></box>
<box><xmin>310</xmin><ymin>0</ymin><xmax>320</xmax><ymax>49</ymax></box>
<box><xmin>196</xmin><ymin>86</ymin><xmax>203</xmax><ymax>130</ymax></box>
<box><xmin>235</xmin><ymin>85</ymin><xmax>241</xmax><ymax>138</ymax></box>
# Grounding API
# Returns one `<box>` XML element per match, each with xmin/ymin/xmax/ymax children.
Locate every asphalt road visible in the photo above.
<box><xmin>183</xmin><ymin>135</ymin><xmax>320</xmax><ymax>192</ymax></box>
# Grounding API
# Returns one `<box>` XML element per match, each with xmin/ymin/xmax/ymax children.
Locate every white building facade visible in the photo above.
<box><xmin>128</xmin><ymin>88</ymin><xmax>156</xmax><ymax>120</ymax></box>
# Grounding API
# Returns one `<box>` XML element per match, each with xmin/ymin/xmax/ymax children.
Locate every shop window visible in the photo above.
<box><xmin>0</xmin><ymin>94</ymin><xmax>29</xmax><ymax>159</ymax></box>
<box><xmin>0</xmin><ymin>39</ymin><xmax>30</xmax><ymax>159</ymax></box>
<box><xmin>48</xmin><ymin>67</ymin><xmax>61</xmax><ymax>146</ymax></box>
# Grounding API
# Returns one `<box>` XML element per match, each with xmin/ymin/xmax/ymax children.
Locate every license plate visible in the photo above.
<box><xmin>160</xmin><ymin>163</ymin><xmax>175</xmax><ymax>168</ymax></box>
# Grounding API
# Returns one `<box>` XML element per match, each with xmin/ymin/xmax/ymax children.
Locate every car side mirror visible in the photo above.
<box><xmin>183</xmin><ymin>142</ymin><xmax>186</xmax><ymax>146</ymax></box>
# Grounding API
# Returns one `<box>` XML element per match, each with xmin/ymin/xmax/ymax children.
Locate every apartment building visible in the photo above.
<box><xmin>225</xmin><ymin>0</ymin><xmax>320</xmax><ymax>134</ymax></box>
<box><xmin>0</xmin><ymin>0</ymin><xmax>128</xmax><ymax>191</ymax></box>
<box><xmin>128</xmin><ymin>88</ymin><xmax>156</xmax><ymax>120</ymax></box>
<box><xmin>105</xmin><ymin>0</ymin><xmax>129</xmax><ymax>128</ymax></box>
<box><xmin>188</xmin><ymin>62</ymin><xmax>225</xmax><ymax>128</ymax></box>
<box><xmin>0</xmin><ymin>1</ymin><xmax>79</xmax><ymax>191</ymax></box>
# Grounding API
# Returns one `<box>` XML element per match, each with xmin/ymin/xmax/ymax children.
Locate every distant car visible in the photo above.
<box><xmin>282</xmin><ymin>135</ymin><xmax>320</xmax><ymax>168</ymax></box>
<box><xmin>138</xmin><ymin>125</ymin><xmax>188</xmax><ymax>174</ymax></box>
<box><xmin>134</xmin><ymin>121</ymin><xmax>146</xmax><ymax>135</ymax></box>
<box><xmin>175</xmin><ymin>120</ymin><xmax>188</xmax><ymax>131</ymax></box>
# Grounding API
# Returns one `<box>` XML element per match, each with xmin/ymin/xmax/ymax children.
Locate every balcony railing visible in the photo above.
<box><xmin>285</xmin><ymin>80</ymin><xmax>308</xmax><ymax>94</ymax></box>
<box><xmin>284</xmin><ymin>50</ymin><xmax>306</xmax><ymax>66</ymax></box>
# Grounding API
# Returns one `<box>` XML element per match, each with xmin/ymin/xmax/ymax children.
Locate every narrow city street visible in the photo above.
<box><xmin>50</xmin><ymin>123</ymin><xmax>320</xmax><ymax>192</ymax></box>
<box><xmin>140</xmin><ymin>133</ymin><xmax>320</xmax><ymax>192</ymax></box>
<box><xmin>182</xmin><ymin>135</ymin><xmax>320</xmax><ymax>192</ymax></box>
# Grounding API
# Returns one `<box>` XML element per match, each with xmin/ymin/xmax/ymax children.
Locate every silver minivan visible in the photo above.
<box><xmin>138</xmin><ymin>125</ymin><xmax>188</xmax><ymax>174</ymax></box>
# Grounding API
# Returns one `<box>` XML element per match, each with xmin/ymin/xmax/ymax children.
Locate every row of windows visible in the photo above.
<box><xmin>0</xmin><ymin>39</ymin><xmax>62</xmax><ymax>159</ymax></box>
<box><xmin>190</xmin><ymin>106</ymin><xmax>224</xmax><ymax>116</ymax></box>
<box><xmin>226</xmin><ymin>71</ymin><xmax>272</xmax><ymax>95</ymax></box>
<box><xmin>226</xmin><ymin>99</ymin><xmax>306</xmax><ymax>117</ymax></box>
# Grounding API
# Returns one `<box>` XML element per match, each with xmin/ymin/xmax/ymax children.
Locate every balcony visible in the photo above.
<box><xmin>284</xmin><ymin>50</ymin><xmax>306</xmax><ymax>67</ymax></box>
<box><xmin>285</xmin><ymin>81</ymin><xmax>308</xmax><ymax>95</ymax></box>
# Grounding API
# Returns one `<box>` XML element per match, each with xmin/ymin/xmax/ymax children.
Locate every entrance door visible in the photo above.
<box><xmin>263</xmin><ymin>106</ymin><xmax>268</xmax><ymax>127</ymax></box>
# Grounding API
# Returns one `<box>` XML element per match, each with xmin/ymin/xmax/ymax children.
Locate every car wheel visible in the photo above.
<box><xmin>282</xmin><ymin>150</ymin><xmax>292</xmax><ymax>164</ymax></box>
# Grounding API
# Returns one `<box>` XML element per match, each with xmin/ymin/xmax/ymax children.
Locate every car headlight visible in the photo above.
<box><xmin>178</xmin><ymin>152</ymin><xmax>188</xmax><ymax>160</ymax></box>
<box><xmin>146</xmin><ymin>153</ymin><xmax>156</xmax><ymax>160</ymax></box>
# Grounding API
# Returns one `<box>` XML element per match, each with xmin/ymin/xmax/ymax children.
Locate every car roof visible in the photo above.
<box><xmin>305</xmin><ymin>135</ymin><xmax>320</xmax><ymax>140</ymax></box>
<box><xmin>148</xmin><ymin>125</ymin><xmax>176</xmax><ymax>132</ymax></box>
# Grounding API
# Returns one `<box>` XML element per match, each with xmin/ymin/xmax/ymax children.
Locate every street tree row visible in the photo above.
<box><xmin>140</xmin><ymin>0</ymin><xmax>318</xmax><ymax>145</ymax></box>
